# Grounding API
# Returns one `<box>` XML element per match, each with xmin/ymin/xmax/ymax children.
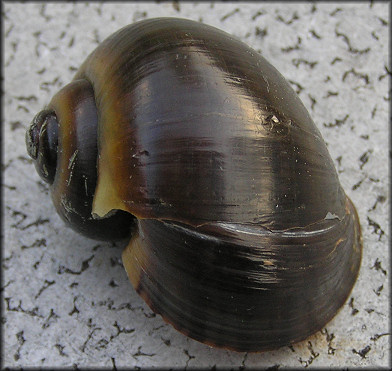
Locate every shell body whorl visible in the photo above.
<box><xmin>26</xmin><ymin>18</ymin><xmax>362</xmax><ymax>352</ymax></box>
<box><xmin>76</xmin><ymin>19</ymin><xmax>346</xmax><ymax>230</ymax></box>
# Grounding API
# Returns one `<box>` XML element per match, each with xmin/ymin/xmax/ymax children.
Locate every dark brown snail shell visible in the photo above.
<box><xmin>26</xmin><ymin>17</ymin><xmax>362</xmax><ymax>352</ymax></box>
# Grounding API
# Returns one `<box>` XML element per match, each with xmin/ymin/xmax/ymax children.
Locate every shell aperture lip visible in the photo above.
<box><xmin>121</xmin><ymin>197</ymin><xmax>361</xmax><ymax>352</ymax></box>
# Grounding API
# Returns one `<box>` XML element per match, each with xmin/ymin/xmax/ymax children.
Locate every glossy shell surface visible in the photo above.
<box><xmin>27</xmin><ymin>18</ymin><xmax>362</xmax><ymax>352</ymax></box>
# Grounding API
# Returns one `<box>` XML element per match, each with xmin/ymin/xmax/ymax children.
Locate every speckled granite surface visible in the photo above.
<box><xmin>2</xmin><ymin>2</ymin><xmax>390</xmax><ymax>369</ymax></box>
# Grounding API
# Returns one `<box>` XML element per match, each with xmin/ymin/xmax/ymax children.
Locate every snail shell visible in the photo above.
<box><xmin>26</xmin><ymin>18</ymin><xmax>362</xmax><ymax>352</ymax></box>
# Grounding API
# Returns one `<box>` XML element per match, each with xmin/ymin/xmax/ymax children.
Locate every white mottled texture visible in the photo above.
<box><xmin>3</xmin><ymin>2</ymin><xmax>390</xmax><ymax>369</ymax></box>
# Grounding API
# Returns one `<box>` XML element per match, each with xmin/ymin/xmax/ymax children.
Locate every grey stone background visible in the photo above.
<box><xmin>2</xmin><ymin>1</ymin><xmax>390</xmax><ymax>369</ymax></box>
